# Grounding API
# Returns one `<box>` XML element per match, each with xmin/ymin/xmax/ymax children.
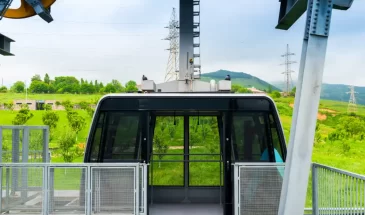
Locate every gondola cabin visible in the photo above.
<box><xmin>83</xmin><ymin>93</ymin><xmax>287</xmax><ymax>215</ymax></box>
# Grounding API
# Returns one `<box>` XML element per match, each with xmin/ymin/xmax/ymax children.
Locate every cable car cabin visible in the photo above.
<box><xmin>83</xmin><ymin>93</ymin><xmax>287</xmax><ymax>215</ymax></box>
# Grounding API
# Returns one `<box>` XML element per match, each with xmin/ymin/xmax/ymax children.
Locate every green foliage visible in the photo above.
<box><xmin>10</xmin><ymin>81</ymin><xmax>25</xmax><ymax>93</ymax></box>
<box><xmin>44</xmin><ymin>104</ymin><xmax>52</xmax><ymax>111</ymax></box>
<box><xmin>0</xmin><ymin>86</ymin><xmax>7</xmax><ymax>93</ymax></box>
<box><xmin>44</xmin><ymin>73</ymin><xmax>50</xmax><ymax>84</ymax></box>
<box><xmin>4</xmin><ymin>102</ymin><xmax>14</xmax><ymax>111</ymax></box>
<box><xmin>12</xmin><ymin>104</ymin><xmax>34</xmax><ymax>125</ymax></box>
<box><xmin>231</xmin><ymin>84</ymin><xmax>252</xmax><ymax>93</ymax></box>
<box><xmin>125</xmin><ymin>80</ymin><xmax>138</xmax><ymax>92</ymax></box>
<box><xmin>290</xmin><ymin>87</ymin><xmax>296</xmax><ymax>96</ymax></box>
<box><xmin>42</xmin><ymin>110</ymin><xmax>59</xmax><ymax>137</ymax></box>
<box><xmin>31</xmin><ymin>74</ymin><xmax>42</xmax><ymax>82</ymax></box>
<box><xmin>61</xmin><ymin>100</ymin><xmax>73</xmax><ymax>111</ymax></box>
<box><xmin>29</xmin><ymin>80</ymin><xmax>52</xmax><ymax>93</ymax></box>
<box><xmin>57</xmin><ymin>128</ymin><xmax>83</xmax><ymax>163</ymax></box>
<box><xmin>276</xmin><ymin>103</ymin><xmax>293</xmax><ymax>116</ymax></box>
<box><xmin>153</xmin><ymin>129</ymin><xmax>168</xmax><ymax>168</ymax></box>
<box><xmin>270</xmin><ymin>91</ymin><xmax>281</xmax><ymax>98</ymax></box>
<box><xmin>66</xmin><ymin>111</ymin><xmax>86</xmax><ymax>140</ymax></box>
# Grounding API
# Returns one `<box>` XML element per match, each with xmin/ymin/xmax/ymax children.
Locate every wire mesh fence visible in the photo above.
<box><xmin>234</xmin><ymin>163</ymin><xmax>285</xmax><ymax>215</ymax></box>
<box><xmin>312</xmin><ymin>163</ymin><xmax>365</xmax><ymax>215</ymax></box>
<box><xmin>0</xmin><ymin>163</ymin><xmax>147</xmax><ymax>215</ymax></box>
<box><xmin>0</xmin><ymin>126</ymin><xmax>50</xmax><ymax>163</ymax></box>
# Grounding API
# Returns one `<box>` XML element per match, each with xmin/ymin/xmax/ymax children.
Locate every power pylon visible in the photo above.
<box><xmin>164</xmin><ymin>8</ymin><xmax>179</xmax><ymax>82</ymax></box>
<box><xmin>280</xmin><ymin>44</ymin><xmax>296</xmax><ymax>96</ymax></box>
<box><xmin>347</xmin><ymin>85</ymin><xmax>358</xmax><ymax>113</ymax></box>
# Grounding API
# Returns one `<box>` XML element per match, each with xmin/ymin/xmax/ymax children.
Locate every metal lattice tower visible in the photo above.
<box><xmin>280</xmin><ymin>44</ymin><xmax>296</xmax><ymax>96</ymax></box>
<box><xmin>347</xmin><ymin>85</ymin><xmax>358</xmax><ymax>113</ymax></box>
<box><xmin>164</xmin><ymin>8</ymin><xmax>179</xmax><ymax>82</ymax></box>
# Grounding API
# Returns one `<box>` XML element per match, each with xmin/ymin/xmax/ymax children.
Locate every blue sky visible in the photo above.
<box><xmin>0</xmin><ymin>0</ymin><xmax>364</xmax><ymax>88</ymax></box>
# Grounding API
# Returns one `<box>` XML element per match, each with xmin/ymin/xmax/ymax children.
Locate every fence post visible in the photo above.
<box><xmin>42</xmin><ymin>165</ymin><xmax>48</xmax><ymax>215</ymax></box>
<box><xmin>21</xmin><ymin>127</ymin><xmax>29</xmax><ymax>203</ymax></box>
<box><xmin>11</xmin><ymin>128</ymin><xmax>19</xmax><ymax>195</ymax></box>
<box><xmin>234</xmin><ymin>164</ymin><xmax>239</xmax><ymax>215</ymax></box>
<box><xmin>312</xmin><ymin>163</ymin><xmax>319</xmax><ymax>215</ymax></box>
<box><xmin>86</xmin><ymin>165</ymin><xmax>92</xmax><ymax>215</ymax></box>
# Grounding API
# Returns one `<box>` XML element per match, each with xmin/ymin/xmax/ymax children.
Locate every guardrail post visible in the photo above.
<box><xmin>233</xmin><ymin>164</ymin><xmax>239</xmax><ymax>215</ymax></box>
<box><xmin>136</xmin><ymin>164</ymin><xmax>140</xmax><ymax>215</ymax></box>
<box><xmin>86</xmin><ymin>165</ymin><xmax>92</xmax><ymax>215</ymax></box>
<box><xmin>21</xmin><ymin>127</ymin><xmax>29</xmax><ymax>203</ymax></box>
<box><xmin>312</xmin><ymin>164</ymin><xmax>319</xmax><ymax>215</ymax></box>
<box><xmin>11</xmin><ymin>128</ymin><xmax>19</xmax><ymax>195</ymax></box>
<box><xmin>42</xmin><ymin>165</ymin><xmax>48</xmax><ymax>215</ymax></box>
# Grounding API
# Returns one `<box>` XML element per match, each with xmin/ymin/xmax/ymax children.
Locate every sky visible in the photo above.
<box><xmin>0</xmin><ymin>0</ymin><xmax>364</xmax><ymax>88</ymax></box>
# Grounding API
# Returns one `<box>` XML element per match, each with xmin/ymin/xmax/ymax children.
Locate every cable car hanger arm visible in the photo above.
<box><xmin>3</xmin><ymin>0</ymin><xmax>56</xmax><ymax>23</ymax></box>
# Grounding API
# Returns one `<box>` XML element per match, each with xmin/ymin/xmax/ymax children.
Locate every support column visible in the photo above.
<box><xmin>279</xmin><ymin>0</ymin><xmax>333</xmax><ymax>215</ymax></box>
<box><xmin>223</xmin><ymin>112</ymin><xmax>232</xmax><ymax>215</ymax></box>
<box><xmin>179</xmin><ymin>0</ymin><xmax>194</xmax><ymax>81</ymax></box>
<box><xmin>182</xmin><ymin>116</ymin><xmax>190</xmax><ymax>203</ymax></box>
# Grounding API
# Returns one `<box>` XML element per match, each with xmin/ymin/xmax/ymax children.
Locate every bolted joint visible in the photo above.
<box><xmin>310</xmin><ymin>0</ymin><xmax>333</xmax><ymax>37</ymax></box>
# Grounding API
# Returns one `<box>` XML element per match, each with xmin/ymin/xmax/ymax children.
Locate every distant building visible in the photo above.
<box><xmin>247</xmin><ymin>87</ymin><xmax>266</xmax><ymax>94</ymax></box>
<box><xmin>13</xmin><ymin>100</ymin><xmax>65</xmax><ymax>110</ymax></box>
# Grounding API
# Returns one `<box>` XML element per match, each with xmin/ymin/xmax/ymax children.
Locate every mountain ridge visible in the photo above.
<box><xmin>200</xmin><ymin>70</ymin><xmax>281</xmax><ymax>91</ymax></box>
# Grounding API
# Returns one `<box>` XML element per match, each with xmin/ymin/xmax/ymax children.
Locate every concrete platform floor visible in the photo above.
<box><xmin>149</xmin><ymin>203</ymin><xmax>223</xmax><ymax>215</ymax></box>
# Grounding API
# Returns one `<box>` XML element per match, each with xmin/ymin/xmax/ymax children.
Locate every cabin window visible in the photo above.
<box><xmin>89</xmin><ymin>112</ymin><xmax>105</xmax><ymax>161</ymax></box>
<box><xmin>89</xmin><ymin>111</ymin><xmax>141</xmax><ymax>161</ymax></box>
<box><xmin>232</xmin><ymin>112</ymin><xmax>284</xmax><ymax>162</ymax></box>
<box><xmin>269</xmin><ymin>114</ymin><xmax>284</xmax><ymax>162</ymax></box>
<box><xmin>101</xmin><ymin>112</ymin><xmax>141</xmax><ymax>161</ymax></box>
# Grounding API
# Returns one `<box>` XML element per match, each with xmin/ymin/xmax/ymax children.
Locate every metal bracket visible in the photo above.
<box><xmin>25</xmin><ymin>0</ymin><xmax>53</xmax><ymax>23</ymax></box>
<box><xmin>310</xmin><ymin>0</ymin><xmax>333</xmax><ymax>37</ymax></box>
<box><xmin>333</xmin><ymin>0</ymin><xmax>354</xmax><ymax>10</ymax></box>
<box><xmin>304</xmin><ymin>0</ymin><xmax>314</xmax><ymax>40</ymax></box>
<box><xmin>0</xmin><ymin>0</ymin><xmax>12</xmax><ymax>20</ymax></box>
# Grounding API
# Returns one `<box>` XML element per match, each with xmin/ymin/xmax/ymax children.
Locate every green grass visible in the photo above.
<box><xmin>0</xmin><ymin>93</ymin><xmax>102</xmax><ymax>104</ymax></box>
<box><xmin>0</xmin><ymin>109</ymin><xmax>93</xmax><ymax>147</ymax></box>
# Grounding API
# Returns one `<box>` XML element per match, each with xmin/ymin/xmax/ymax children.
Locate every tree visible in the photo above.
<box><xmin>42</xmin><ymin>110</ymin><xmax>59</xmax><ymax>137</ymax></box>
<box><xmin>12</xmin><ymin>104</ymin><xmax>33</xmax><ymax>125</ymax></box>
<box><xmin>290</xmin><ymin>87</ymin><xmax>296</xmax><ymax>96</ymax></box>
<box><xmin>111</xmin><ymin>79</ymin><xmax>124</xmax><ymax>92</ymax></box>
<box><xmin>153</xmin><ymin>130</ymin><xmax>168</xmax><ymax>168</ymax></box>
<box><xmin>4</xmin><ymin>102</ymin><xmax>14</xmax><ymax>111</ymax></box>
<box><xmin>61</xmin><ymin>100</ymin><xmax>73</xmax><ymax>111</ymax></box>
<box><xmin>125</xmin><ymin>80</ymin><xmax>138</xmax><ymax>92</ymax></box>
<box><xmin>31</xmin><ymin>74</ymin><xmax>42</xmax><ymax>82</ymax></box>
<box><xmin>29</xmin><ymin>80</ymin><xmax>49</xmax><ymax>93</ymax></box>
<box><xmin>0</xmin><ymin>86</ymin><xmax>7</xmax><ymax>93</ymax></box>
<box><xmin>167</xmin><ymin>123</ymin><xmax>176</xmax><ymax>140</ymax></box>
<box><xmin>268</xmin><ymin>85</ymin><xmax>273</xmax><ymax>93</ymax></box>
<box><xmin>102</xmin><ymin>83</ymin><xmax>117</xmax><ymax>93</ymax></box>
<box><xmin>270</xmin><ymin>91</ymin><xmax>281</xmax><ymax>98</ymax></box>
<box><xmin>44</xmin><ymin>73</ymin><xmax>50</xmax><ymax>84</ymax></box>
<box><xmin>10</xmin><ymin>81</ymin><xmax>25</xmax><ymax>93</ymax></box>
<box><xmin>66</xmin><ymin>111</ymin><xmax>86</xmax><ymax>141</ymax></box>
<box><xmin>57</xmin><ymin>127</ymin><xmax>83</xmax><ymax>163</ymax></box>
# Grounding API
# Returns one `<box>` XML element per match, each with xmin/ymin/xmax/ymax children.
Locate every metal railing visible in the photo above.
<box><xmin>312</xmin><ymin>163</ymin><xmax>365</xmax><ymax>215</ymax></box>
<box><xmin>233</xmin><ymin>162</ymin><xmax>285</xmax><ymax>215</ymax></box>
<box><xmin>0</xmin><ymin>163</ymin><xmax>148</xmax><ymax>215</ymax></box>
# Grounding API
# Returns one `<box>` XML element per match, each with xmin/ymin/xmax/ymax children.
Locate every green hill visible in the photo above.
<box><xmin>272</xmin><ymin>80</ymin><xmax>365</xmax><ymax>105</ymax></box>
<box><xmin>200</xmin><ymin>70</ymin><xmax>281</xmax><ymax>91</ymax></box>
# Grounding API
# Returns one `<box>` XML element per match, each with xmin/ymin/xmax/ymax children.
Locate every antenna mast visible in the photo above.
<box><xmin>347</xmin><ymin>85</ymin><xmax>358</xmax><ymax>113</ymax></box>
<box><xmin>280</xmin><ymin>44</ymin><xmax>296</xmax><ymax>96</ymax></box>
<box><xmin>164</xmin><ymin>8</ymin><xmax>179</xmax><ymax>82</ymax></box>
